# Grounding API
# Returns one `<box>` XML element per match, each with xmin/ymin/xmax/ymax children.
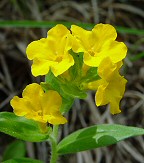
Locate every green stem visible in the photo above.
<box><xmin>50</xmin><ymin>125</ymin><xmax>59</xmax><ymax>163</ymax></box>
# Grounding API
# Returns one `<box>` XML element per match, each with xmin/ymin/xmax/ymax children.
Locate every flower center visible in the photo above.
<box><xmin>38</xmin><ymin>111</ymin><xmax>43</xmax><ymax>116</ymax></box>
<box><xmin>88</xmin><ymin>50</ymin><xmax>95</xmax><ymax>57</ymax></box>
<box><xmin>55</xmin><ymin>56</ymin><xmax>63</xmax><ymax>62</ymax></box>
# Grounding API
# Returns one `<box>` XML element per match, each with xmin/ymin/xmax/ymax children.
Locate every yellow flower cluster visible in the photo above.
<box><xmin>26</xmin><ymin>24</ymin><xmax>127</xmax><ymax>77</ymax></box>
<box><xmin>71</xmin><ymin>24</ymin><xmax>127</xmax><ymax>67</ymax></box>
<box><xmin>11</xmin><ymin>83</ymin><xmax>67</xmax><ymax>124</ymax></box>
<box><xmin>11</xmin><ymin>23</ymin><xmax>127</xmax><ymax>126</ymax></box>
<box><xmin>26</xmin><ymin>25</ymin><xmax>74</xmax><ymax>77</ymax></box>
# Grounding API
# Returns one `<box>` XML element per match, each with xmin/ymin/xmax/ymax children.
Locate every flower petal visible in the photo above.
<box><xmin>10</xmin><ymin>83</ymin><xmax>67</xmax><ymax>125</ymax></box>
<box><xmin>26</xmin><ymin>38</ymin><xmax>51</xmax><ymax>60</ymax></box>
<box><xmin>71</xmin><ymin>25</ymin><xmax>94</xmax><ymax>52</ymax></box>
<box><xmin>31</xmin><ymin>58</ymin><xmax>51</xmax><ymax>76</ymax></box>
<box><xmin>22</xmin><ymin>83</ymin><xmax>43</xmax><ymax>99</ymax></box>
<box><xmin>71</xmin><ymin>23</ymin><xmax>127</xmax><ymax>67</ymax></box>
<box><xmin>51</xmin><ymin>54</ymin><xmax>74</xmax><ymax>77</ymax></box>
<box><xmin>46</xmin><ymin>113</ymin><xmax>67</xmax><ymax>125</ymax></box>
<box><xmin>92</xmin><ymin>23</ymin><xmax>117</xmax><ymax>42</ymax></box>
<box><xmin>98</xmin><ymin>41</ymin><xmax>127</xmax><ymax>64</ymax></box>
<box><xmin>40</xmin><ymin>90</ymin><xmax>67</xmax><ymax>124</ymax></box>
<box><xmin>97</xmin><ymin>57</ymin><xmax>117</xmax><ymax>80</ymax></box>
<box><xmin>84</xmin><ymin>40</ymin><xmax>127</xmax><ymax>67</ymax></box>
<box><xmin>41</xmin><ymin>90</ymin><xmax>62</xmax><ymax>115</ymax></box>
<box><xmin>10</xmin><ymin>96</ymin><xmax>31</xmax><ymax>116</ymax></box>
<box><xmin>26</xmin><ymin>24</ymin><xmax>74</xmax><ymax>77</ymax></box>
<box><xmin>47</xmin><ymin>24</ymin><xmax>70</xmax><ymax>40</ymax></box>
<box><xmin>95</xmin><ymin>58</ymin><xmax>127</xmax><ymax>114</ymax></box>
<box><xmin>87</xmin><ymin>79</ymin><xmax>103</xmax><ymax>90</ymax></box>
<box><xmin>95</xmin><ymin>82</ymin><xmax>109</xmax><ymax>106</ymax></box>
<box><xmin>22</xmin><ymin>83</ymin><xmax>43</xmax><ymax>112</ymax></box>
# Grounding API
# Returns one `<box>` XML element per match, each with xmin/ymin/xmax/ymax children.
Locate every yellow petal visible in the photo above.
<box><xmin>71</xmin><ymin>23</ymin><xmax>127</xmax><ymax>67</ymax></box>
<box><xmin>22</xmin><ymin>83</ymin><xmax>43</xmax><ymax>98</ymax></box>
<box><xmin>26</xmin><ymin>24</ymin><xmax>74</xmax><ymax>77</ymax></box>
<box><xmin>95</xmin><ymin>58</ymin><xmax>127</xmax><ymax>114</ymax></box>
<box><xmin>71</xmin><ymin>25</ymin><xmax>94</xmax><ymax>51</ymax></box>
<box><xmin>10</xmin><ymin>96</ymin><xmax>31</xmax><ymax>116</ymax></box>
<box><xmin>22</xmin><ymin>83</ymin><xmax>43</xmax><ymax>97</ymax></box>
<box><xmin>98</xmin><ymin>41</ymin><xmax>127</xmax><ymax>64</ymax></box>
<box><xmin>51</xmin><ymin>54</ymin><xmax>74</xmax><ymax>77</ymax></box>
<box><xmin>47</xmin><ymin>24</ymin><xmax>72</xmax><ymax>55</ymax></box>
<box><xmin>10</xmin><ymin>83</ymin><xmax>67</xmax><ymax>124</ymax></box>
<box><xmin>26</xmin><ymin>38</ymin><xmax>50</xmax><ymax>60</ymax></box>
<box><xmin>31</xmin><ymin>58</ymin><xmax>52</xmax><ymax>76</ymax></box>
<box><xmin>95</xmin><ymin>83</ymin><xmax>109</xmax><ymax>106</ymax></box>
<box><xmin>109</xmin><ymin>98</ymin><xmax>121</xmax><ymax>114</ymax></box>
<box><xmin>41</xmin><ymin>90</ymin><xmax>62</xmax><ymax>115</ymax></box>
<box><xmin>98</xmin><ymin>57</ymin><xmax>117</xmax><ymax>80</ymax></box>
<box><xmin>92</xmin><ymin>23</ymin><xmax>117</xmax><ymax>42</ymax></box>
<box><xmin>87</xmin><ymin>79</ymin><xmax>103</xmax><ymax>90</ymax></box>
<box><xmin>11</xmin><ymin>85</ymin><xmax>45</xmax><ymax>122</ymax></box>
<box><xmin>22</xmin><ymin>83</ymin><xmax>43</xmax><ymax>112</ymax></box>
<box><xmin>40</xmin><ymin>90</ymin><xmax>67</xmax><ymax>124</ymax></box>
<box><xmin>84</xmin><ymin>40</ymin><xmax>127</xmax><ymax>67</ymax></box>
<box><xmin>46</xmin><ymin>113</ymin><xmax>67</xmax><ymax>125</ymax></box>
<box><xmin>47</xmin><ymin>24</ymin><xmax>70</xmax><ymax>40</ymax></box>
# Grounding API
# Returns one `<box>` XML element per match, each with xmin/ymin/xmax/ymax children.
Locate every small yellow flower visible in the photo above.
<box><xmin>10</xmin><ymin>83</ymin><xmax>67</xmax><ymax>125</ymax></box>
<box><xmin>88</xmin><ymin>57</ymin><xmax>127</xmax><ymax>114</ymax></box>
<box><xmin>71</xmin><ymin>23</ymin><xmax>127</xmax><ymax>67</ymax></box>
<box><xmin>26</xmin><ymin>24</ymin><xmax>74</xmax><ymax>77</ymax></box>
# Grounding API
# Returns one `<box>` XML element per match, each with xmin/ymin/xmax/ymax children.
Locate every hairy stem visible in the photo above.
<box><xmin>50</xmin><ymin>125</ymin><xmax>59</xmax><ymax>163</ymax></box>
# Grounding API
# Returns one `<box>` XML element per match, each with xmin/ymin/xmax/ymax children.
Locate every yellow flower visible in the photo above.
<box><xmin>88</xmin><ymin>57</ymin><xmax>127</xmax><ymax>114</ymax></box>
<box><xmin>71</xmin><ymin>23</ymin><xmax>127</xmax><ymax>67</ymax></box>
<box><xmin>26</xmin><ymin>24</ymin><xmax>74</xmax><ymax>77</ymax></box>
<box><xmin>10</xmin><ymin>83</ymin><xmax>67</xmax><ymax>125</ymax></box>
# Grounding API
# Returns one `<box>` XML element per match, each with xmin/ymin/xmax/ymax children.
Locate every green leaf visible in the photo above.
<box><xmin>57</xmin><ymin>124</ymin><xmax>144</xmax><ymax>154</ymax></box>
<box><xmin>45</xmin><ymin>71</ymin><xmax>61</xmax><ymax>93</ymax></box>
<box><xmin>40</xmin><ymin>82</ymin><xmax>52</xmax><ymax>92</ymax></box>
<box><xmin>2</xmin><ymin>157</ymin><xmax>42</xmax><ymax>163</ymax></box>
<box><xmin>3</xmin><ymin>140</ymin><xmax>26</xmax><ymax>161</ymax></box>
<box><xmin>44</xmin><ymin>72</ymin><xmax>75</xmax><ymax>113</ymax></box>
<box><xmin>81</xmin><ymin>67</ymin><xmax>100</xmax><ymax>83</ymax></box>
<box><xmin>61</xmin><ymin>83</ymin><xmax>87</xmax><ymax>99</ymax></box>
<box><xmin>0</xmin><ymin>112</ymin><xmax>49</xmax><ymax>142</ymax></box>
<box><xmin>69</xmin><ymin>51</ymin><xmax>84</xmax><ymax>81</ymax></box>
<box><xmin>45</xmin><ymin>71</ymin><xmax>87</xmax><ymax>99</ymax></box>
<box><xmin>60</xmin><ymin>96</ymin><xmax>74</xmax><ymax>114</ymax></box>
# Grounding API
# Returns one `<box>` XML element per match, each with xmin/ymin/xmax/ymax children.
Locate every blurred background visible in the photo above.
<box><xmin>0</xmin><ymin>0</ymin><xmax>144</xmax><ymax>163</ymax></box>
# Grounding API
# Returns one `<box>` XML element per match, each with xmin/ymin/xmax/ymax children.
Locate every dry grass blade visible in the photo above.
<box><xmin>111</xmin><ymin>3</ymin><xmax>144</xmax><ymax>18</ymax></box>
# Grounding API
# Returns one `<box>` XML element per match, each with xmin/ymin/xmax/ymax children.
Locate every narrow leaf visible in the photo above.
<box><xmin>0</xmin><ymin>112</ymin><xmax>49</xmax><ymax>142</ymax></box>
<box><xmin>0</xmin><ymin>21</ymin><xmax>144</xmax><ymax>35</ymax></box>
<box><xmin>57</xmin><ymin>124</ymin><xmax>144</xmax><ymax>154</ymax></box>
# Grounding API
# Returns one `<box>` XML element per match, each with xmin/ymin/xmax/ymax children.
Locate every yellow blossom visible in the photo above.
<box><xmin>87</xmin><ymin>58</ymin><xmax>127</xmax><ymax>114</ymax></box>
<box><xmin>71</xmin><ymin>23</ymin><xmax>127</xmax><ymax>67</ymax></box>
<box><xmin>10</xmin><ymin>83</ymin><xmax>67</xmax><ymax>125</ymax></box>
<box><xmin>26</xmin><ymin>24</ymin><xmax>74</xmax><ymax>77</ymax></box>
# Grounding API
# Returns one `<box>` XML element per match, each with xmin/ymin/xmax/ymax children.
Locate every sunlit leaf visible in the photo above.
<box><xmin>57</xmin><ymin>124</ymin><xmax>144</xmax><ymax>154</ymax></box>
<box><xmin>0</xmin><ymin>112</ymin><xmax>49</xmax><ymax>142</ymax></box>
